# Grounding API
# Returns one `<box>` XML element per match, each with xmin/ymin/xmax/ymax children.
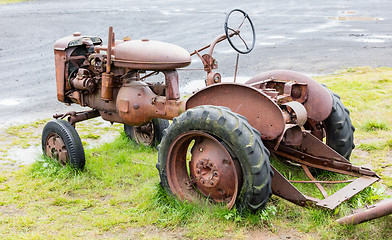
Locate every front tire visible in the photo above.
<box><xmin>42</xmin><ymin>120</ymin><xmax>85</xmax><ymax>170</ymax></box>
<box><xmin>124</xmin><ymin>119</ymin><xmax>169</xmax><ymax>147</ymax></box>
<box><xmin>157</xmin><ymin>105</ymin><xmax>272</xmax><ymax>211</ymax></box>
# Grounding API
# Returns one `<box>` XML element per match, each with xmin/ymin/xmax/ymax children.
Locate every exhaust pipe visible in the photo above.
<box><xmin>336</xmin><ymin>198</ymin><xmax>392</xmax><ymax>225</ymax></box>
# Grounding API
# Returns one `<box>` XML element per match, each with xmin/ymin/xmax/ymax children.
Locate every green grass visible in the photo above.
<box><xmin>1</xmin><ymin>133</ymin><xmax>391</xmax><ymax>239</ymax></box>
<box><xmin>0</xmin><ymin>67</ymin><xmax>392</xmax><ymax>239</ymax></box>
<box><xmin>314</xmin><ymin>67</ymin><xmax>392</xmax><ymax>194</ymax></box>
<box><xmin>361</xmin><ymin>120</ymin><xmax>390</xmax><ymax>132</ymax></box>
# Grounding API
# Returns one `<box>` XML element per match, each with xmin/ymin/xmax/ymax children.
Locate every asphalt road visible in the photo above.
<box><xmin>1</xmin><ymin>0</ymin><xmax>392</xmax><ymax>126</ymax></box>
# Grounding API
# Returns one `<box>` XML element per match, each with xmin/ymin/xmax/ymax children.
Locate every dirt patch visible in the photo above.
<box><xmin>0</xmin><ymin>205</ymin><xmax>26</xmax><ymax>217</ymax></box>
<box><xmin>246</xmin><ymin>229</ymin><xmax>311</xmax><ymax>240</ymax></box>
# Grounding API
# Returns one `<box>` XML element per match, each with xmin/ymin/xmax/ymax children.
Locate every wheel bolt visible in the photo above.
<box><xmin>223</xmin><ymin>159</ymin><xmax>231</xmax><ymax>165</ymax></box>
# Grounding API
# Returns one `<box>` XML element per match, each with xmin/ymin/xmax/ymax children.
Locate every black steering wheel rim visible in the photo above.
<box><xmin>224</xmin><ymin>9</ymin><xmax>256</xmax><ymax>54</ymax></box>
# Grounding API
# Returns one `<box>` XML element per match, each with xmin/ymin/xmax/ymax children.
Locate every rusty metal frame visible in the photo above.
<box><xmin>266</xmin><ymin>133</ymin><xmax>380</xmax><ymax>210</ymax></box>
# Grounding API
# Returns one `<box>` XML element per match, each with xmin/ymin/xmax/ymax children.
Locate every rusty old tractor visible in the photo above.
<box><xmin>43</xmin><ymin>9</ymin><xmax>392</xmax><ymax>224</ymax></box>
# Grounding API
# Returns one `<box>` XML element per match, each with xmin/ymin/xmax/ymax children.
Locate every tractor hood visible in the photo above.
<box><xmin>54</xmin><ymin>32</ymin><xmax>102</xmax><ymax>51</ymax></box>
<box><xmin>113</xmin><ymin>39</ymin><xmax>191</xmax><ymax>70</ymax></box>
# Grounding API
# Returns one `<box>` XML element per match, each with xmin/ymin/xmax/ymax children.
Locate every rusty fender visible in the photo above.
<box><xmin>246</xmin><ymin>70</ymin><xmax>332</xmax><ymax>122</ymax></box>
<box><xmin>186</xmin><ymin>82</ymin><xmax>285</xmax><ymax>140</ymax></box>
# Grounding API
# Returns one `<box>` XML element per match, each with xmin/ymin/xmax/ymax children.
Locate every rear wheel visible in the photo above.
<box><xmin>157</xmin><ymin>105</ymin><xmax>272</xmax><ymax>210</ymax></box>
<box><xmin>124</xmin><ymin>119</ymin><xmax>169</xmax><ymax>146</ymax></box>
<box><xmin>323</xmin><ymin>89</ymin><xmax>355</xmax><ymax>160</ymax></box>
<box><xmin>42</xmin><ymin>120</ymin><xmax>85</xmax><ymax>170</ymax></box>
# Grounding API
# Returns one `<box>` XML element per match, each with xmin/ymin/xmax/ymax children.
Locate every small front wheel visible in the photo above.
<box><xmin>124</xmin><ymin>119</ymin><xmax>169</xmax><ymax>147</ymax></box>
<box><xmin>42</xmin><ymin>120</ymin><xmax>85</xmax><ymax>170</ymax></box>
<box><xmin>157</xmin><ymin>105</ymin><xmax>272</xmax><ymax>211</ymax></box>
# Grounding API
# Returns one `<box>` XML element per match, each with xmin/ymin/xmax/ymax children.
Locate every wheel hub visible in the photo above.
<box><xmin>134</xmin><ymin>121</ymin><xmax>154</xmax><ymax>145</ymax></box>
<box><xmin>45</xmin><ymin>133</ymin><xmax>68</xmax><ymax>165</ymax></box>
<box><xmin>195</xmin><ymin>159</ymin><xmax>220</xmax><ymax>188</ymax></box>
<box><xmin>166</xmin><ymin>131</ymin><xmax>241</xmax><ymax>209</ymax></box>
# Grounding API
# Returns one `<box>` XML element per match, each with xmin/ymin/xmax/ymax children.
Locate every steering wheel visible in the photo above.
<box><xmin>224</xmin><ymin>9</ymin><xmax>256</xmax><ymax>54</ymax></box>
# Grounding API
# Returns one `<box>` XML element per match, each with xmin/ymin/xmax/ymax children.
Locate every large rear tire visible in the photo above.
<box><xmin>42</xmin><ymin>120</ymin><xmax>85</xmax><ymax>170</ymax></box>
<box><xmin>157</xmin><ymin>105</ymin><xmax>272</xmax><ymax>211</ymax></box>
<box><xmin>324</xmin><ymin>89</ymin><xmax>355</xmax><ymax>160</ymax></box>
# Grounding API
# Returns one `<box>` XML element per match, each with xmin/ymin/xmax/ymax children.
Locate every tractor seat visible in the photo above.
<box><xmin>113</xmin><ymin>39</ymin><xmax>191</xmax><ymax>70</ymax></box>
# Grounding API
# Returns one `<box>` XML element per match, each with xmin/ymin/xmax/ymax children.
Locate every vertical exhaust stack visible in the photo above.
<box><xmin>101</xmin><ymin>26</ymin><xmax>114</xmax><ymax>101</ymax></box>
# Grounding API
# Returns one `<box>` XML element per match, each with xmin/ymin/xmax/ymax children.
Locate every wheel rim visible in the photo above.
<box><xmin>166</xmin><ymin>131</ymin><xmax>241</xmax><ymax>209</ymax></box>
<box><xmin>45</xmin><ymin>133</ymin><xmax>68</xmax><ymax>165</ymax></box>
<box><xmin>133</xmin><ymin>121</ymin><xmax>155</xmax><ymax>146</ymax></box>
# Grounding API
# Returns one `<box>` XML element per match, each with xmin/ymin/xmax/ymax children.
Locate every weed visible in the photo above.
<box><xmin>259</xmin><ymin>205</ymin><xmax>277</xmax><ymax>224</ymax></box>
<box><xmin>358</xmin><ymin>142</ymin><xmax>384</xmax><ymax>151</ymax></box>
<box><xmin>361</xmin><ymin>120</ymin><xmax>390</xmax><ymax>132</ymax></box>
<box><xmin>386</xmin><ymin>139</ymin><xmax>392</xmax><ymax>149</ymax></box>
<box><xmin>82</xmin><ymin>133</ymin><xmax>101</xmax><ymax>139</ymax></box>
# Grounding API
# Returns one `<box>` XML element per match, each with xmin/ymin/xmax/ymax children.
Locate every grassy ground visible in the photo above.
<box><xmin>0</xmin><ymin>67</ymin><xmax>391</xmax><ymax>239</ymax></box>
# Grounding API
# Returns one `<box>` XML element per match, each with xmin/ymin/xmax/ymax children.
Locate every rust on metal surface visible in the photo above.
<box><xmin>248</xmin><ymin>79</ymin><xmax>308</xmax><ymax>104</ymax></box>
<box><xmin>302</xmin><ymin>165</ymin><xmax>328</xmax><ymax>198</ymax></box>
<box><xmin>113</xmin><ymin>39</ymin><xmax>191</xmax><ymax>70</ymax></box>
<box><xmin>166</xmin><ymin>131</ymin><xmax>241</xmax><ymax>209</ymax></box>
<box><xmin>53</xmin><ymin>110</ymin><xmax>100</xmax><ymax>126</ymax></box>
<box><xmin>101</xmin><ymin>26</ymin><xmax>114</xmax><ymax>101</ymax></box>
<box><xmin>201</xmin><ymin>54</ymin><xmax>217</xmax><ymax>72</ymax></box>
<box><xmin>132</xmin><ymin>121</ymin><xmax>155</xmax><ymax>146</ymax></box>
<box><xmin>316</xmin><ymin>176</ymin><xmax>379</xmax><ymax>209</ymax></box>
<box><xmin>117</xmin><ymin>81</ymin><xmax>185</xmax><ymax>126</ymax></box>
<box><xmin>189</xmin><ymin>32</ymin><xmax>236</xmax><ymax>57</ymax></box>
<box><xmin>70</xmin><ymin>68</ymin><xmax>96</xmax><ymax>93</ymax></box>
<box><xmin>336</xmin><ymin>199</ymin><xmax>392</xmax><ymax>225</ymax></box>
<box><xmin>270</xmin><ymin>143</ymin><xmax>378</xmax><ymax>177</ymax></box>
<box><xmin>289</xmin><ymin>179</ymin><xmax>354</xmax><ymax>184</ymax></box>
<box><xmin>85</xmin><ymin>88</ymin><xmax>119</xmax><ymax>112</ymax></box>
<box><xmin>101</xmin><ymin>73</ymin><xmax>114</xmax><ymax>101</ymax></box>
<box><xmin>271</xmin><ymin>165</ymin><xmax>317</xmax><ymax>207</ymax></box>
<box><xmin>246</xmin><ymin>70</ymin><xmax>333</xmax><ymax>122</ymax></box>
<box><xmin>106</xmin><ymin>26</ymin><xmax>113</xmax><ymax>73</ymax></box>
<box><xmin>281</xmin><ymin>101</ymin><xmax>307</xmax><ymax>126</ymax></box>
<box><xmin>99</xmin><ymin>110</ymin><xmax>123</xmax><ymax>123</ymax></box>
<box><xmin>206</xmin><ymin>72</ymin><xmax>221</xmax><ymax>86</ymax></box>
<box><xmin>68</xmin><ymin>110</ymin><xmax>100</xmax><ymax>126</ymax></box>
<box><xmin>163</xmin><ymin>70</ymin><xmax>180</xmax><ymax>100</ymax></box>
<box><xmin>54</xmin><ymin>50</ymin><xmax>66</xmax><ymax>102</ymax></box>
<box><xmin>44</xmin><ymin>133</ymin><xmax>68</xmax><ymax>165</ymax></box>
<box><xmin>186</xmin><ymin>83</ymin><xmax>285</xmax><ymax>140</ymax></box>
<box><xmin>274</xmin><ymin>124</ymin><xmax>303</xmax><ymax>150</ymax></box>
<box><xmin>300</xmin><ymin>132</ymin><xmax>350</xmax><ymax>163</ymax></box>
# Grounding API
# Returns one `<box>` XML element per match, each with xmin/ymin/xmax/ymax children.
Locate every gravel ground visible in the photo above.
<box><xmin>1</xmin><ymin>0</ymin><xmax>392</xmax><ymax>126</ymax></box>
